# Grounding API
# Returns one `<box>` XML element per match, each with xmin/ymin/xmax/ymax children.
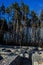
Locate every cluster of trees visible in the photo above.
<box><xmin>0</xmin><ymin>1</ymin><xmax>43</xmax><ymax>46</ymax></box>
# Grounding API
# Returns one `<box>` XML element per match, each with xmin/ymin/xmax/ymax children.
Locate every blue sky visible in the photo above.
<box><xmin>0</xmin><ymin>0</ymin><xmax>43</xmax><ymax>15</ymax></box>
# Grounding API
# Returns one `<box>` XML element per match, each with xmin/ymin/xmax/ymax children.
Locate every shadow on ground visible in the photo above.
<box><xmin>9</xmin><ymin>56</ymin><xmax>32</xmax><ymax>65</ymax></box>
